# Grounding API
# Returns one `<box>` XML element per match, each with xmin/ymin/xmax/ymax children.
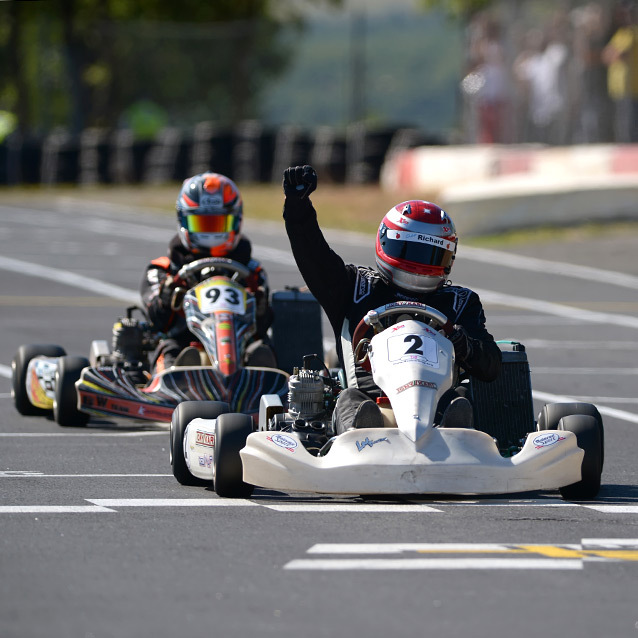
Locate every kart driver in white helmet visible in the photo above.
<box><xmin>282</xmin><ymin>165</ymin><xmax>501</xmax><ymax>434</ymax></box>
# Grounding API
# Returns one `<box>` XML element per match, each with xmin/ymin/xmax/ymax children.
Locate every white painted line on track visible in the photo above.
<box><xmin>0</xmin><ymin>472</ymin><xmax>172</xmax><ymax>478</ymax></box>
<box><xmin>0</xmin><ymin>431</ymin><xmax>166</xmax><ymax>437</ymax></box>
<box><xmin>307</xmin><ymin>543</ymin><xmax>533</xmax><ymax>553</ymax></box>
<box><xmin>287</xmin><ymin>539</ymin><xmax>638</xmax><ymax>570</ymax></box>
<box><xmin>584</xmin><ymin>506</ymin><xmax>638</xmax><ymax>514</ymax></box>
<box><xmin>460</xmin><ymin>245</ymin><xmax>638</xmax><ymax>290</ymax></box>
<box><xmin>569</xmin><ymin>396</ymin><xmax>638</xmax><ymax>404</ymax></box>
<box><xmin>424</xmin><ymin>500</ymin><xmax>578</xmax><ymax>507</ymax></box>
<box><xmin>262</xmin><ymin>503</ymin><xmax>442</xmax><ymax>513</ymax></box>
<box><xmin>2</xmin><ymin>247</ymin><xmax>638</xmax><ymax>331</ymax></box>
<box><xmin>87</xmin><ymin>498</ymin><xmax>256</xmax><ymax>507</ymax></box>
<box><xmin>582</xmin><ymin>538</ymin><xmax>638</xmax><ymax>547</ymax></box>
<box><xmin>0</xmin><ymin>255</ymin><xmax>139</xmax><ymax>303</ymax></box>
<box><xmin>533</xmin><ymin>367</ymin><xmax>638</xmax><ymax>374</ymax></box>
<box><xmin>0</xmin><ymin>505</ymin><xmax>116</xmax><ymax>513</ymax></box>
<box><xmin>533</xmin><ymin>389</ymin><xmax>638</xmax><ymax>424</ymax></box>
<box><xmin>284</xmin><ymin>558</ymin><xmax>583</xmax><ymax>570</ymax></box>
<box><xmin>522</xmin><ymin>339</ymin><xmax>638</xmax><ymax>350</ymax></box>
<box><xmin>474</xmin><ymin>287</ymin><xmax>638</xmax><ymax>330</ymax></box>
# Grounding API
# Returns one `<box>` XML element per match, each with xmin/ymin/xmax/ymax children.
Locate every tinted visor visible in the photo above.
<box><xmin>184</xmin><ymin>214</ymin><xmax>236</xmax><ymax>233</ymax></box>
<box><xmin>378</xmin><ymin>224</ymin><xmax>455</xmax><ymax>270</ymax></box>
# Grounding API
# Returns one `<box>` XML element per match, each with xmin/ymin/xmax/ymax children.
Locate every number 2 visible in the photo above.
<box><xmin>404</xmin><ymin>334</ymin><xmax>424</xmax><ymax>355</ymax></box>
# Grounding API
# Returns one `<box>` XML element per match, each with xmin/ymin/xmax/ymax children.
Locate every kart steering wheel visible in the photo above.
<box><xmin>351</xmin><ymin>303</ymin><xmax>453</xmax><ymax>370</ymax></box>
<box><xmin>175</xmin><ymin>257</ymin><xmax>252</xmax><ymax>288</ymax></box>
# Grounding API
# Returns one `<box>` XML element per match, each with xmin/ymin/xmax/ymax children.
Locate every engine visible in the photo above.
<box><xmin>267</xmin><ymin>357</ymin><xmax>341</xmax><ymax>456</ymax></box>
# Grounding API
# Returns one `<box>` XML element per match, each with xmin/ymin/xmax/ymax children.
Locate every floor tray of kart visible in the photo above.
<box><xmin>172</xmin><ymin>303</ymin><xmax>604</xmax><ymax>501</ymax></box>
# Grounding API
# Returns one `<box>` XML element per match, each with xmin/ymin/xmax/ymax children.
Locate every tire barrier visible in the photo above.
<box><xmin>0</xmin><ymin>122</ymin><xmax>429</xmax><ymax>186</ymax></box>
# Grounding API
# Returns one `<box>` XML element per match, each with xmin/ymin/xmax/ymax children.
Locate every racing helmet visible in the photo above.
<box><xmin>176</xmin><ymin>172</ymin><xmax>243</xmax><ymax>256</ymax></box>
<box><xmin>375</xmin><ymin>200</ymin><xmax>457</xmax><ymax>294</ymax></box>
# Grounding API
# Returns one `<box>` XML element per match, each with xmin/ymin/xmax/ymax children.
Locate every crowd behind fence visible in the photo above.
<box><xmin>461</xmin><ymin>1</ymin><xmax>638</xmax><ymax>145</ymax></box>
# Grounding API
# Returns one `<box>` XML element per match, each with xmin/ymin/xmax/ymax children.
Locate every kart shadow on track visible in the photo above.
<box><xmin>592</xmin><ymin>483</ymin><xmax>638</xmax><ymax>502</ymax></box>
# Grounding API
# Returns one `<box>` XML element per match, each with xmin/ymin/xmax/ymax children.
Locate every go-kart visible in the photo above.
<box><xmin>11</xmin><ymin>257</ymin><xmax>290</xmax><ymax>427</ymax></box>
<box><xmin>172</xmin><ymin>301</ymin><xmax>604</xmax><ymax>501</ymax></box>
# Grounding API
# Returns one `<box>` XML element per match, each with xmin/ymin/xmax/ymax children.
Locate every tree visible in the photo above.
<box><xmin>420</xmin><ymin>0</ymin><xmax>495</xmax><ymax>20</ymax></box>
<box><xmin>0</xmin><ymin>0</ymin><xmax>333</xmax><ymax>134</ymax></box>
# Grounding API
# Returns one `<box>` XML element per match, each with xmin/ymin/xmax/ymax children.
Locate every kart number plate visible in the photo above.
<box><xmin>196</xmin><ymin>279</ymin><xmax>246</xmax><ymax>314</ymax></box>
<box><xmin>386</xmin><ymin>333</ymin><xmax>439</xmax><ymax>368</ymax></box>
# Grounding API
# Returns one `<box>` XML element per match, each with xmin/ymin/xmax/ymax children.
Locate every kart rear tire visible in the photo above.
<box><xmin>11</xmin><ymin>344</ymin><xmax>66</xmax><ymax>416</ymax></box>
<box><xmin>214</xmin><ymin>413</ymin><xmax>254</xmax><ymax>498</ymax></box>
<box><xmin>537</xmin><ymin>402</ymin><xmax>604</xmax><ymax>469</ymax></box>
<box><xmin>54</xmin><ymin>356</ymin><xmax>90</xmax><ymax>427</ymax></box>
<box><xmin>170</xmin><ymin>401</ymin><xmax>230</xmax><ymax>487</ymax></box>
<box><xmin>558</xmin><ymin>415</ymin><xmax>603</xmax><ymax>501</ymax></box>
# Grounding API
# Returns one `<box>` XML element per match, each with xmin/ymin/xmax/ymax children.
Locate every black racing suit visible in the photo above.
<box><xmin>283</xmin><ymin>196</ymin><xmax>501</xmax><ymax>428</ymax></box>
<box><xmin>140</xmin><ymin>234</ymin><xmax>273</xmax><ymax>370</ymax></box>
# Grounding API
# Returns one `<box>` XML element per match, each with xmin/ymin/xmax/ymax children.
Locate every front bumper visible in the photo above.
<box><xmin>240</xmin><ymin>427</ymin><xmax>583</xmax><ymax>496</ymax></box>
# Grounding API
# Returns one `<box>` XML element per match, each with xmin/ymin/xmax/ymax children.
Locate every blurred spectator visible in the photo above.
<box><xmin>514</xmin><ymin>20</ymin><xmax>569</xmax><ymax>144</ymax></box>
<box><xmin>461</xmin><ymin>13</ymin><xmax>510</xmax><ymax>144</ymax></box>
<box><xmin>602</xmin><ymin>1</ymin><xmax>638</xmax><ymax>142</ymax></box>
<box><xmin>571</xmin><ymin>2</ymin><xmax>613</xmax><ymax>142</ymax></box>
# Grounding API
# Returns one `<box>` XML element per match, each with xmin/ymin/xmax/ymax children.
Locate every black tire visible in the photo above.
<box><xmin>558</xmin><ymin>414</ymin><xmax>603</xmax><ymax>501</ymax></box>
<box><xmin>170</xmin><ymin>401</ymin><xmax>230</xmax><ymax>486</ymax></box>
<box><xmin>537</xmin><ymin>402</ymin><xmax>604</xmax><ymax>469</ymax></box>
<box><xmin>11</xmin><ymin>344</ymin><xmax>66</xmax><ymax>416</ymax></box>
<box><xmin>214</xmin><ymin>413</ymin><xmax>254</xmax><ymax>498</ymax></box>
<box><xmin>53</xmin><ymin>356</ymin><xmax>90</xmax><ymax>427</ymax></box>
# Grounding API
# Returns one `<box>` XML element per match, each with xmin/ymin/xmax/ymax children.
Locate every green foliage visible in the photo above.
<box><xmin>419</xmin><ymin>0</ymin><xmax>494</xmax><ymax>20</ymax></box>
<box><xmin>0</xmin><ymin>0</ymin><xmax>305</xmax><ymax>134</ymax></box>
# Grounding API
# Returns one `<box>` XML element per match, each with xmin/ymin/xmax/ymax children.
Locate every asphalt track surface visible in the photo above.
<box><xmin>1</xmin><ymin>196</ymin><xmax>637</xmax><ymax>638</ymax></box>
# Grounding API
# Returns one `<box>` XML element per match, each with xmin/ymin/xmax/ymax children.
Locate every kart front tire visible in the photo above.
<box><xmin>54</xmin><ymin>356</ymin><xmax>90</xmax><ymax>427</ymax></box>
<box><xmin>170</xmin><ymin>401</ymin><xmax>230</xmax><ymax>487</ymax></box>
<box><xmin>537</xmin><ymin>402</ymin><xmax>604</xmax><ymax>469</ymax></box>
<box><xmin>558</xmin><ymin>414</ymin><xmax>603</xmax><ymax>501</ymax></box>
<box><xmin>11</xmin><ymin>344</ymin><xmax>66</xmax><ymax>416</ymax></box>
<box><xmin>214</xmin><ymin>413</ymin><xmax>254</xmax><ymax>498</ymax></box>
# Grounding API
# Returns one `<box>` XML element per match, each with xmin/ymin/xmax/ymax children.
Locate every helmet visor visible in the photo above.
<box><xmin>378</xmin><ymin>224</ymin><xmax>456</xmax><ymax>270</ymax></box>
<box><xmin>184</xmin><ymin>213</ymin><xmax>237</xmax><ymax>234</ymax></box>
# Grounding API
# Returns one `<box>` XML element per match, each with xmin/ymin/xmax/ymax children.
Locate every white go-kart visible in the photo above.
<box><xmin>172</xmin><ymin>302</ymin><xmax>603</xmax><ymax>501</ymax></box>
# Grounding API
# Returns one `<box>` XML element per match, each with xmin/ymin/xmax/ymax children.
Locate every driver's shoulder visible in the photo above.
<box><xmin>430</xmin><ymin>285</ymin><xmax>477</xmax><ymax>316</ymax></box>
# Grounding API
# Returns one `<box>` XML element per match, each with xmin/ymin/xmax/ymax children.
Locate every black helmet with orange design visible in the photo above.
<box><xmin>176</xmin><ymin>172</ymin><xmax>243</xmax><ymax>256</ymax></box>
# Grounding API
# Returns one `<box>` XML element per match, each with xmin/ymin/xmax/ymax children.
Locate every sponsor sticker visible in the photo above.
<box><xmin>395</xmin><ymin>379</ymin><xmax>438</xmax><ymax>394</ymax></box>
<box><xmin>198</xmin><ymin>454</ymin><xmax>214</xmax><ymax>468</ymax></box>
<box><xmin>267</xmin><ymin>433</ymin><xmax>298</xmax><ymax>453</ymax></box>
<box><xmin>532</xmin><ymin>432</ymin><xmax>565</xmax><ymax>449</ymax></box>
<box><xmin>356</xmin><ymin>436</ymin><xmax>390</xmax><ymax>452</ymax></box>
<box><xmin>390</xmin><ymin>230</ymin><xmax>455</xmax><ymax>252</ymax></box>
<box><xmin>196</xmin><ymin>430</ymin><xmax>215</xmax><ymax>448</ymax></box>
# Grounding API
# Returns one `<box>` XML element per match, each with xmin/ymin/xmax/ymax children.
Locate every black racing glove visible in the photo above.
<box><xmin>158</xmin><ymin>275</ymin><xmax>186</xmax><ymax>311</ymax></box>
<box><xmin>449</xmin><ymin>324</ymin><xmax>473</xmax><ymax>363</ymax></box>
<box><xmin>283</xmin><ymin>165</ymin><xmax>317</xmax><ymax>200</ymax></box>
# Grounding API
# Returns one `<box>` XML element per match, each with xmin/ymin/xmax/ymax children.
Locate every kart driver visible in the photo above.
<box><xmin>282</xmin><ymin>164</ymin><xmax>501</xmax><ymax>434</ymax></box>
<box><xmin>141</xmin><ymin>172</ymin><xmax>275</xmax><ymax>372</ymax></box>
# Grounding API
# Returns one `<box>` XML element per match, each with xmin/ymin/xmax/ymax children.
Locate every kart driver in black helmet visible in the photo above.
<box><xmin>141</xmin><ymin>172</ymin><xmax>275</xmax><ymax>372</ymax></box>
<box><xmin>282</xmin><ymin>164</ymin><xmax>501</xmax><ymax>434</ymax></box>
